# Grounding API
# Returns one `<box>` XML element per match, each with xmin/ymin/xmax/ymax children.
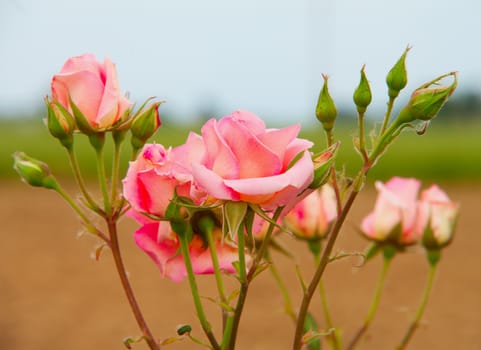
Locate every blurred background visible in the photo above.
<box><xmin>1</xmin><ymin>0</ymin><xmax>480</xmax><ymax>349</ymax></box>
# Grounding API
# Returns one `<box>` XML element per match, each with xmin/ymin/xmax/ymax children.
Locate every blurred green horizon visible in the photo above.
<box><xmin>2</xmin><ymin>112</ymin><xmax>480</xmax><ymax>184</ymax></box>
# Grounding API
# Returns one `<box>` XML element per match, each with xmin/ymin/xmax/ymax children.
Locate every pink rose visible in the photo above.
<box><xmin>192</xmin><ymin>110</ymin><xmax>314</xmax><ymax>209</ymax></box>
<box><xmin>51</xmin><ymin>53</ymin><xmax>132</xmax><ymax>131</ymax></box>
<box><xmin>134</xmin><ymin>220</ymin><xmax>238</xmax><ymax>281</ymax></box>
<box><xmin>415</xmin><ymin>185</ymin><xmax>459</xmax><ymax>249</ymax></box>
<box><xmin>284</xmin><ymin>184</ymin><xmax>337</xmax><ymax>239</ymax></box>
<box><xmin>122</xmin><ymin>133</ymin><xmax>206</xmax><ymax>217</ymax></box>
<box><xmin>361</xmin><ymin>177</ymin><xmax>421</xmax><ymax>245</ymax></box>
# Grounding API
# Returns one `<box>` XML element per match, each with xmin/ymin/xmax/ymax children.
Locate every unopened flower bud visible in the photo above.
<box><xmin>386</xmin><ymin>46</ymin><xmax>410</xmax><ymax>98</ymax></box>
<box><xmin>176</xmin><ymin>324</ymin><xmax>192</xmax><ymax>336</ymax></box>
<box><xmin>415</xmin><ymin>185</ymin><xmax>459</xmax><ymax>251</ymax></box>
<box><xmin>45</xmin><ymin>97</ymin><xmax>75</xmax><ymax>149</ymax></box>
<box><xmin>353</xmin><ymin>65</ymin><xmax>372</xmax><ymax>114</ymax></box>
<box><xmin>12</xmin><ymin>152</ymin><xmax>58</xmax><ymax>189</ymax></box>
<box><xmin>131</xmin><ymin>102</ymin><xmax>162</xmax><ymax>150</ymax></box>
<box><xmin>315</xmin><ymin>74</ymin><xmax>337</xmax><ymax>132</ymax></box>
<box><xmin>395</xmin><ymin>72</ymin><xmax>457</xmax><ymax>124</ymax></box>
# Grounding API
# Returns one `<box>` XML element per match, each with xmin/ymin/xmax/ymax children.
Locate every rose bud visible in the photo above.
<box><xmin>45</xmin><ymin>97</ymin><xmax>75</xmax><ymax>149</ymax></box>
<box><xmin>395</xmin><ymin>72</ymin><xmax>458</xmax><ymax>124</ymax></box>
<box><xmin>315</xmin><ymin>74</ymin><xmax>337</xmax><ymax>132</ymax></box>
<box><xmin>360</xmin><ymin>177</ymin><xmax>421</xmax><ymax>246</ymax></box>
<box><xmin>415</xmin><ymin>185</ymin><xmax>459</xmax><ymax>250</ymax></box>
<box><xmin>51</xmin><ymin>53</ymin><xmax>133</xmax><ymax>133</ymax></box>
<box><xmin>130</xmin><ymin>102</ymin><xmax>162</xmax><ymax>150</ymax></box>
<box><xmin>353</xmin><ymin>65</ymin><xmax>372</xmax><ymax>114</ymax></box>
<box><xmin>12</xmin><ymin>152</ymin><xmax>58</xmax><ymax>190</ymax></box>
<box><xmin>386</xmin><ymin>46</ymin><xmax>410</xmax><ymax>98</ymax></box>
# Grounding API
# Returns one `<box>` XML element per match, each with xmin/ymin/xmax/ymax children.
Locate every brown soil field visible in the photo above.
<box><xmin>1</xmin><ymin>180</ymin><xmax>480</xmax><ymax>350</ymax></box>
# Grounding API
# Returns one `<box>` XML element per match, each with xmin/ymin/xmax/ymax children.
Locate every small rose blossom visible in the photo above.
<box><xmin>415</xmin><ymin>185</ymin><xmax>459</xmax><ymax>249</ymax></box>
<box><xmin>51</xmin><ymin>53</ymin><xmax>132</xmax><ymax>131</ymax></box>
<box><xmin>134</xmin><ymin>220</ymin><xmax>238</xmax><ymax>282</ymax></box>
<box><xmin>361</xmin><ymin>177</ymin><xmax>421</xmax><ymax>245</ymax></box>
<box><xmin>123</xmin><ymin>132</ymin><xmax>206</xmax><ymax>217</ymax></box>
<box><xmin>284</xmin><ymin>184</ymin><xmax>337</xmax><ymax>240</ymax></box>
<box><xmin>192</xmin><ymin>110</ymin><xmax>314</xmax><ymax>209</ymax></box>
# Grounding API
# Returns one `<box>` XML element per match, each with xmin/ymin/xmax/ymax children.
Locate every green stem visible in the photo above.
<box><xmin>357</xmin><ymin>111</ymin><xmax>369</xmax><ymax>163</ymax></box>
<box><xmin>267</xmin><ymin>251</ymin><xmax>296</xmax><ymax>322</ymax></box>
<box><xmin>221</xmin><ymin>315</ymin><xmax>234</xmax><ymax>349</ymax></box>
<box><xmin>205</xmin><ymin>225</ymin><xmax>229</xmax><ymax>333</ymax></box>
<box><xmin>292</xmin><ymin>185</ymin><xmax>360</xmax><ymax>350</ymax></box>
<box><xmin>347</xmin><ymin>255</ymin><xmax>392</xmax><ymax>350</ymax></box>
<box><xmin>54</xmin><ymin>184</ymin><xmax>109</xmax><ymax>243</ymax></box>
<box><xmin>380</xmin><ymin>96</ymin><xmax>395</xmax><ymax>135</ymax></box>
<box><xmin>178</xmin><ymin>232</ymin><xmax>220</xmax><ymax>350</ymax></box>
<box><xmin>107</xmin><ymin>218</ymin><xmax>160</xmax><ymax>350</ymax></box>
<box><xmin>95</xmin><ymin>147</ymin><xmax>111</xmax><ymax>216</ymax></box>
<box><xmin>228</xmin><ymin>207</ymin><xmax>284</xmax><ymax>350</ymax></box>
<box><xmin>395</xmin><ymin>263</ymin><xmax>438</xmax><ymax>350</ymax></box>
<box><xmin>66</xmin><ymin>147</ymin><xmax>101</xmax><ymax>214</ymax></box>
<box><xmin>110</xmin><ymin>137</ymin><xmax>122</xmax><ymax>207</ymax></box>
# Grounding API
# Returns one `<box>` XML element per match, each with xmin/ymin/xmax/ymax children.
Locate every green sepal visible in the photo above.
<box><xmin>382</xmin><ymin>244</ymin><xmax>397</xmax><ymax>260</ymax></box>
<box><xmin>309</xmin><ymin>142</ymin><xmax>339</xmax><ymax>189</ymax></box>
<box><xmin>69</xmin><ymin>95</ymin><xmax>95</xmax><ymax>134</ymax></box>
<box><xmin>426</xmin><ymin>249</ymin><xmax>441</xmax><ymax>266</ymax></box>
<box><xmin>364</xmin><ymin>242</ymin><xmax>382</xmax><ymax>262</ymax></box>
<box><xmin>88</xmin><ymin>133</ymin><xmax>105</xmax><ymax>152</ymax></box>
<box><xmin>165</xmin><ymin>197</ymin><xmax>191</xmax><ymax>240</ymax></box>
<box><xmin>224</xmin><ymin>201</ymin><xmax>248</xmax><ymax>240</ymax></box>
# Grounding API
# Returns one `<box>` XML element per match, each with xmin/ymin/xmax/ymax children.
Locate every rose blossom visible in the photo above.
<box><xmin>134</xmin><ymin>219</ymin><xmax>238</xmax><ymax>282</ymax></box>
<box><xmin>192</xmin><ymin>110</ymin><xmax>314</xmax><ymax>209</ymax></box>
<box><xmin>123</xmin><ymin>132</ymin><xmax>206</xmax><ymax>217</ymax></box>
<box><xmin>51</xmin><ymin>53</ymin><xmax>132</xmax><ymax>131</ymax></box>
<box><xmin>360</xmin><ymin>177</ymin><xmax>421</xmax><ymax>245</ymax></box>
<box><xmin>284</xmin><ymin>184</ymin><xmax>337</xmax><ymax>240</ymax></box>
<box><xmin>415</xmin><ymin>185</ymin><xmax>459</xmax><ymax>249</ymax></box>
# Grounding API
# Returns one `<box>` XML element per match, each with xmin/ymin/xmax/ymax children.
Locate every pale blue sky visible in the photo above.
<box><xmin>1</xmin><ymin>0</ymin><xmax>480</xmax><ymax>123</ymax></box>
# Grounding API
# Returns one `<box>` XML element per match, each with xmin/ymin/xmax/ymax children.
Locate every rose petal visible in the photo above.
<box><xmin>217</xmin><ymin>116</ymin><xmax>282</xmax><ymax>178</ymax></box>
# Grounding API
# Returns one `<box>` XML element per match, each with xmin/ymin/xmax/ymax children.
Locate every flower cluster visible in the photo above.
<box><xmin>12</xmin><ymin>50</ymin><xmax>461</xmax><ymax>350</ymax></box>
<box><xmin>123</xmin><ymin>110</ymin><xmax>318</xmax><ymax>280</ymax></box>
<box><xmin>360</xmin><ymin>176</ymin><xmax>459</xmax><ymax>251</ymax></box>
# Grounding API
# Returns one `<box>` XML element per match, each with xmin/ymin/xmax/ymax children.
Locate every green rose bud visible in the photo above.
<box><xmin>395</xmin><ymin>71</ymin><xmax>458</xmax><ymax>124</ymax></box>
<box><xmin>12</xmin><ymin>152</ymin><xmax>58</xmax><ymax>189</ymax></box>
<box><xmin>315</xmin><ymin>74</ymin><xmax>337</xmax><ymax>132</ymax></box>
<box><xmin>45</xmin><ymin>97</ymin><xmax>75</xmax><ymax>149</ymax></box>
<box><xmin>131</xmin><ymin>102</ymin><xmax>162</xmax><ymax>150</ymax></box>
<box><xmin>386</xmin><ymin>46</ymin><xmax>410</xmax><ymax>98</ymax></box>
<box><xmin>353</xmin><ymin>65</ymin><xmax>372</xmax><ymax>114</ymax></box>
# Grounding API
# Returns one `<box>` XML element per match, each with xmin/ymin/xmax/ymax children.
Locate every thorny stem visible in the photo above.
<box><xmin>228</xmin><ymin>207</ymin><xmax>284</xmax><ymax>350</ymax></box>
<box><xmin>178</xmin><ymin>231</ymin><xmax>220</xmax><ymax>350</ymax></box>
<box><xmin>292</xmin><ymin>181</ymin><xmax>361</xmax><ymax>350</ymax></box>
<box><xmin>395</xmin><ymin>263</ymin><xmax>438</xmax><ymax>350</ymax></box>
<box><xmin>346</xmin><ymin>255</ymin><xmax>392</xmax><ymax>350</ymax></box>
<box><xmin>107</xmin><ymin>218</ymin><xmax>160</xmax><ymax>350</ymax></box>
